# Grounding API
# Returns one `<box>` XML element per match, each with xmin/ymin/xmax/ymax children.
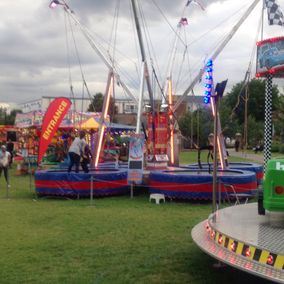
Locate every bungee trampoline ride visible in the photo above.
<box><xmin>35</xmin><ymin>168</ymin><xmax>129</xmax><ymax>198</ymax></box>
<box><xmin>149</xmin><ymin>168</ymin><xmax>257</xmax><ymax>200</ymax></box>
<box><xmin>35</xmin><ymin>0</ymin><xmax>264</xmax><ymax>200</ymax></box>
<box><xmin>185</xmin><ymin>162</ymin><xmax>264</xmax><ymax>186</ymax></box>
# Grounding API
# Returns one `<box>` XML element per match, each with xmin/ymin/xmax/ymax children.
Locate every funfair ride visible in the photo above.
<box><xmin>192</xmin><ymin>0</ymin><xmax>284</xmax><ymax>282</ymax></box>
<box><xmin>41</xmin><ymin>0</ymin><xmax>263</xmax><ymax>200</ymax></box>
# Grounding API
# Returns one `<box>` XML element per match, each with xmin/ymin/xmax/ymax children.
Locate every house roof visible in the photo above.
<box><xmin>182</xmin><ymin>95</ymin><xmax>204</xmax><ymax>105</ymax></box>
<box><xmin>107</xmin><ymin>122</ymin><xmax>136</xmax><ymax>130</ymax></box>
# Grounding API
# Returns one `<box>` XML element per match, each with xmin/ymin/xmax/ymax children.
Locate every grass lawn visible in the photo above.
<box><xmin>0</xmin><ymin>154</ymin><xmax>272</xmax><ymax>284</ymax></box>
<box><xmin>179</xmin><ymin>150</ymin><xmax>252</xmax><ymax>165</ymax></box>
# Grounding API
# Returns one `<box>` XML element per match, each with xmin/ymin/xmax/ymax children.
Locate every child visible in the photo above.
<box><xmin>81</xmin><ymin>144</ymin><xmax>92</xmax><ymax>173</ymax></box>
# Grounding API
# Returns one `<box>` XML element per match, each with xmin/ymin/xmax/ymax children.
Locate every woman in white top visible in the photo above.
<box><xmin>0</xmin><ymin>145</ymin><xmax>11</xmax><ymax>187</ymax></box>
<box><xmin>67</xmin><ymin>131</ymin><xmax>87</xmax><ymax>173</ymax></box>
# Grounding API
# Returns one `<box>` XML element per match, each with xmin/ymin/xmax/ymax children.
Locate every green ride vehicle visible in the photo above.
<box><xmin>258</xmin><ymin>159</ymin><xmax>284</xmax><ymax>215</ymax></box>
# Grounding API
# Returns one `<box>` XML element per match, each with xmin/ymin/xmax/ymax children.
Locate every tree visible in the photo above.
<box><xmin>87</xmin><ymin>92</ymin><xmax>116</xmax><ymax>121</ymax></box>
<box><xmin>6</xmin><ymin>109</ymin><xmax>22</xmax><ymax>125</ymax></box>
<box><xmin>178</xmin><ymin>107</ymin><xmax>213</xmax><ymax>148</ymax></box>
<box><xmin>246</xmin><ymin>115</ymin><xmax>264</xmax><ymax>146</ymax></box>
<box><xmin>0</xmin><ymin>108</ymin><xmax>22</xmax><ymax>125</ymax></box>
<box><xmin>218</xmin><ymin>78</ymin><xmax>282</xmax><ymax>147</ymax></box>
<box><xmin>222</xmin><ymin>78</ymin><xmax>279</xmax><ymax>125</ymax></box>
<box><xmin>0</xmin><ymin>108</ymin><xmax>7</xmax><ymax>125</ymax></box>
<box><xmin>87</xmin><ymin>93</ymin><xmax>104</xmax><ymax>112</ymax></box>
<box><xmin>219</xmin><ymin>101</ymin><xmax>239</xmax><ymax>139</ymax></box>
<box><xmin>272</xmin><ymin>94</ymin><xmax>284</xmax><ymax>142</ymax></box>
<box><xmin>179</xmin><ymin>78</ymin><xmax>282</xmax><ymax>149</ymax></box>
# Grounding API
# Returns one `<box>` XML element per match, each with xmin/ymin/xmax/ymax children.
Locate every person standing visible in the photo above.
<box><xmin>67</xmin><ymin>131</ymin><xmax>87</xmax><ymax>173</ymax></box>
<box><xmin>0</xmin><ymin>145</ymin><xmax>11</xmax><ymax>187</ymax></box>
<box><xmin>235</xmin><ymin>140</ymin><xmax>240</xmax><ymax>152</ymax></box>
<box><xmin>6</xmin><ymin>139</ymin><xmax>14</xmax><ymax>168</ymax></box>
<box><xmin>81</xmin><ymin>144</ymin><xmax>92</xmax><ymax>173</ymax></box>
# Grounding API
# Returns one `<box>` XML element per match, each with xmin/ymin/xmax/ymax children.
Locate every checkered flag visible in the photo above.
<box><xmin>265</xmin><ymin>0</ymin><xmax>284</xmax><ymax>26</ymax></box>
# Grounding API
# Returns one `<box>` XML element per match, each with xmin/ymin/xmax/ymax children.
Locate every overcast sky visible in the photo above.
<box><xmin>1</xmin><ymin>0</ymin><xmax>284</xmax><ymax>110</ymax></box>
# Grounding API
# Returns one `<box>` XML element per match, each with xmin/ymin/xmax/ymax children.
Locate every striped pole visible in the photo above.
<box><xmin>264</xmin><ymin>74</ymin><xmax>273</xmax><ymax>172</ymax></box>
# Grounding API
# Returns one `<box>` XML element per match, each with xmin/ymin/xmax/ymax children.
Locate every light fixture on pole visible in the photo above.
<box><xmin>49</xmin><ymin>0</ymin><xmax>61</xmax><ymax>8</ymax></box>
<box><xmin>49</xmin><ymin>0</ymin><xmax>69</xmax><ymax>9</ymax></box>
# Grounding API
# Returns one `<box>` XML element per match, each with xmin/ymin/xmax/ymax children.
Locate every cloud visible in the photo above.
<box><xmin>1</xmin><ymin>0</ymin><xmax>284</xmax><ymax>110</ymax></box>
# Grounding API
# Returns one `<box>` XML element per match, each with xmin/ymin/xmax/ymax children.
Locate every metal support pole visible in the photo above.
<box><xmin>264</xmin><ymin>74</ymin><xmax>273</xmax><ymax>172</ymax></box>
<box><xmin>168</xmin><ymin>79</ymin><xmax>175</xmax><ymax>166</ymax></box>
<box><xmin>6</xmin><ymin>166</ymin><xmax>10</xmax><ymax>199</ymax></box>
<box><xmin>212</xmin><ymin>96</ymin><xmax>219</xmax><ymax>222</ymax></box>
<box><xmin>130</xmin><ymin>0</ymin><xmax>155</xmax><ymax>111</ymax></box>
<box><xmin>90</xmin><ymin>176</ymin><xmax>94</xmax><ymax>206</ymax></box>
<box><xmin>210</xmin><ymin>100</ymin><xmax>227</xmax><ymax>169</ymax></box>
<box><xmin>6</xmin><ymin>183</ymin><xmax>9</xmax><ymax>199</ymax></box>
<box><xmin>261</xmin><ymin>0</ymin><xmax>265</xmax><ymax>40</ymax></box>
<box><xmin>218</xmin><ymin>179</ymin><xmax>221</xmax><ymax>209</ymax></box>
<box><xmin>130</xmin><ymin>183</ymin><xmax>134</xmax><ymax>199</ymax></box>
<box><xmin>29</xmin><ymin>159</ymin><xmax>33</xmax><ymax>192</ymax></box>
<box><xmin>93</xmin><ymin>71</ymin><xmax>114</xmax><ymax>168</ymax></box>
<box><xmin>190</xmin><ymin>114</ymin><xmax>193</xmax><ymax>149</ymax></box>
<box><xmin>136</xmin><ymin>62</ymin><xmax>145</xmax><ymax>134</ymax></box>
<box><xmin>244</xmin><ymin>85</ymin><xmax>249</xmax><ymax>152</ymax></box>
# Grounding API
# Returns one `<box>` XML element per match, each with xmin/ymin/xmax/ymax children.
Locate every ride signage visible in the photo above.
<box><xmin>128</xmin><ymin>133</ymin><xmax>144</xmax><ymax>184</ymax></box>
<box><xmin>256</xmin><ymin>36</ymin><xmax>284</xmax><ymax>78</ymax></box>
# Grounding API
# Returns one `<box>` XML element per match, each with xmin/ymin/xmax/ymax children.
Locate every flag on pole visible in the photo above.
<box><xmin>265</xmin><ymin>0</ymin><xmax>284</xmax><ymax>26</ymax></box>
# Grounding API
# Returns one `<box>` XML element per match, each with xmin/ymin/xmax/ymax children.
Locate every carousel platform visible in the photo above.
<box><xmin>192</xmin><ymin>203</ymin><xmax>284</xmax><ymax>283</ymax></box>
